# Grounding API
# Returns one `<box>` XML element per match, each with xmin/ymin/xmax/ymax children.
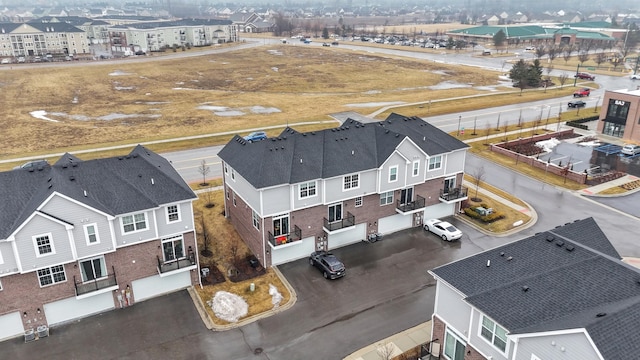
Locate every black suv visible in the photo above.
<box><xmin>309</xmin><ymin>251</ymin><xmax>346</xmax><ymax>279</ymax></box>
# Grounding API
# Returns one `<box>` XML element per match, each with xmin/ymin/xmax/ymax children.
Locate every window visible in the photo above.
<box><xmin>231</xmin><ymin>169</ymin><xmax>235</xmax><ymax>180</ymax></box>
<box><xmin>79</xmin><ymin>256</ymin><xmax>107</xmax><ymax>282</ymax></box>
<box><xmin>343</xmin><ymin>174</ymin><xmax>359</xmax><ymax>190</ymax></box>
<box><xmin>605</xmin><ymin>99</ymin><xmax>630</xmax><ymax>123</ymax></box>
<box><xmin>167</xmin><ymin>204</ymin><xmax>180</xmax><ymax>222</ymax></box>
<box><xmin>273</xmin><ymin>214</ymin><xmax>289</xmax><ymax>236</ymax></box>
<box><xmin>444</xmin><ymin>329</ymin><xmax>466</xmax><ymax>360</ymax></box>
<box><xmin>354</xmin><ymin>196</ymin><xmax>363</xmax><ymax>207</ymax></box>
<box><xmin>389</xmin><ymin>166</ymin><xmax>398</xmax><ymax>182</ymax></box>
<box><xmin>233</xmin><ymin>193</ymin><xmax>237</xmax><ymax>206</ymax></box>
<box><xmin>34</xmin><ymin>234</ymin><xmax>54</xmax><ymax>256</ymax></box>
<box><xmin>428</xmin><ymin>156</ymin><xmax>442</xmax><ymax>170</ymax></box>
<box><xmin>84</xmin><ymin>224</ymin><xmax>99</xmax><ymax>245</ymax></box>
<box><xmin>0</xmin><ymin>248</ymin><xmax>3</xmax><ymax>264</ymax></box>
<box><xmin>380</xmin><ymin>191</ymin><xmax>393</xmax><ymax>205</ymax></box>
<box><xmin>413</xmin><ymin>161</ymin><xmax>420</xmax><ymax>176</ymax></box>
<box><xmin>328</xmin><ymin>203</ymin><xmax>342</xmax><ymax>222</ymax></box>
<box><xmin>0</xmin><ymin>279</ymin><xmax>2</xmax><ymax>291</ymax></box>
<box><xmin>481</xmin><ymin>315</ymin><xmax>508</xmax><ymax>352</ymax></box>
<box><xmin>300</xmin><ymin>181</ymin><xmax>317</xmax><ymax>198</ymax></box>
<box><xmin>226</xmin><ymin>190</ymin><xmax>230</xmax><ymax>200</ymax></box>
<box><xmin>162</xmin><ymin>235</ymin><xmax>185</xmax><ymax>262</ymax></box>
<box><xmin>252</xmin><ymin>210</ymin><xmax>260</xmax><ymax>230</ymax></box>
<box><xmin>38</xmin><ymin>265</ymin><xmax>66</xmax><ymax>287</ymax></box>
<box><xmin>122</xmin><ymin>213</ymin><xmax>147</xmax><ymax>233</ymax></box>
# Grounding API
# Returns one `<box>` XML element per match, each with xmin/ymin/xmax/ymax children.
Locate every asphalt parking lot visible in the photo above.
<box><xmin>1</xmin><ymin>220</ymin><xmax>489</xmax><ymax>360</ymax></box>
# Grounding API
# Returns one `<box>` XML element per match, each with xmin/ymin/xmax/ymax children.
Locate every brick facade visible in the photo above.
<box><xmin>432</xmin><ymin>315</ymin><xmax>489</xmax><ymax>360</ymax></box>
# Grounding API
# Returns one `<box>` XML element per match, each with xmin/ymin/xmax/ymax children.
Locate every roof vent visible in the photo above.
<box><xmin>500</xmin><ymin>252</ymin><xmax>505</xmax><ymax>257</ymax></box>
<box><xmin>423</xmin><ymin>136</ymin><xmax>426</xmax><ymax>141</ymax></box>
<box><xmin>271</xmin><ymin>138</ymin><xmax>276</xmax><ymax>141</ymax></box>
<box><xmin>151</xmin><ymin>178</ymin><xmax>155</xmax><ymax>185</ymax></box>
<box><xmin>48</xmin><ymin>184</ymin><xmax>52</xmax><ymax>189</ymax></box>
<box><xmin>28</xmin><ymin>168</ymin><xmax>35</xmax><ymax>172</ymax></box>
<box><xmin>283</xmin><ymin>136</ymin><xmax>287</xmax><ymax>140</ymax></box>
<box><xmin>486</xmin><ymin>260</ymin><xmax>490</xmax><ymax>267</ymax></box>
<box><xmin>132</xmin><ymin>154</ymin><xmax>138</xmax><ymax>158</ymax></box>
<box><xmin>300</xmin><ymin>158</ymin><xmax>303</xmax><ymax>164</ymax></box>
<box><xmin>72</xmin><ymin>163</ymin><xmax>78</xmax><ymax>167</ymax></box>
<box><xmin>331</xmin><ymin>129</ymin><xmax>336</xmax><ymax>132</ymax></box>
<box><xmin>395</xmin><ymin>134</ymin><xmax>399</xmax><ymax>137</ymax></box>
<box><xmin>118</xmin><ymin>157</ymin><xmax>124</xmax><ymax>160</ymax></box>
<box><xmin>566</xmin><ymin>245</ymin><xmax>575</xmax><ymax>252</ymax></box>
<box><xmin>351</xmin><ymin>150</ymin><xmax>354</xmax><ymax>155</ymax></box>
<box><xmin>345</xmin><ymin>126</ymin><xmax>349</xmax><ymax>129</ymax></box>
<box><xmin>47</xmin><ymin>177</ymin><xmax>52</xmax><ymax>182</ymax></box>
<box><xmin>385</xmin><ymin>129</ymin><xmax>389</xmax><ymax>134</ymax></box>
<box><xmin>311</xmin><ymin>131</ymin><xmax>316</xmax><ymax>135</ymax></box>
<box><xmin>69</xmin><ymin>176</ymin><xmax>75</xmax><ymax>181</ymax></box>
<box><xmin>556</xmin><ymin>240</ymin><xmax>564</xmax><ymax>247</ymax></box>
<box><xmin>546</xmin><ymin>235</ymin><xmax>555</xmax><ymax>242</ymax></box>
<box><xmin>62</xmin><ymin>164</ymin><xmax>68</xmax><ymax>169</ymax></box>
<box><xmin>281</xmin><ymin>146</ymin><xmax>284</xmax><ymax>150</ymax></box>
<box><xmin>596</xmin><ymin>312</ymin><xmax>606</xmax><ymax>318</ymax></box>
<box><xmin>507</xmin><ymin>256</ymin><xmax>513</xmax><ymax>261</ymax></box>
<box><xmin>302</xmin><ymin>133</ymin><xmax>307</xmax><ymax>136</ymax></box>
<box><xmin>83</xmin><ymin>190</ymin><xmax>87</xmax><ymax>197</ymax></box>
<box><xmin>522</xmin><ymin>286</ymin><xmax>529</xmax><ymax>292</ymax></box>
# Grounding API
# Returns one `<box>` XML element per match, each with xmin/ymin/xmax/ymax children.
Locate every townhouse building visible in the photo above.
<box><xmin>0</xmin><ymin>21</ymin><xmax>90</xmax><ymax>58</ymax></box>
<box><xmin>429</xmin><ymin>218</ymin><xmax>640</xmax><ymax>360</ymax></box>
<box><xmin>218</xmin><ymin>113</ymin><xmax>469</xmax><ymax>267</ymax></box>
<box><xmin>0</xmin><ymin>146</ymin><xmax>200</xmax><ymax>341</ymax></box>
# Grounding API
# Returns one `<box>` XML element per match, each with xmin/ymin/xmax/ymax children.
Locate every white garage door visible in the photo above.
<box><xmin>131</xmin><ymin>271</ymin><xmax>191</xmax><ymax>302</ymax></box>
<box><xmin>423</xmin><ymin>203</ymin><xmax>455</xmax><ymax>220</ymax></box>
<box><xmin>271</xmin><ymin>236</ymin><xmax>316</xmax><ymax>266</ymax></box>
<box><xmin>44</xmin><ymin>292</ymin><xmax>114</xmax><ymax>326</ymax></box>
<box><xmin>378</xmin><ymin>213</ymin><xmax>413</xmax><ymax>235</ymax></box>
<box><xmin>0</xmin><ymin>311</ymin><xmax>24</xmax><ymax>341</ymax></box>
<box><xmin>328</xmin><ymin>223</ymin><xmax>366</xmax><ymax>249</ymax></box>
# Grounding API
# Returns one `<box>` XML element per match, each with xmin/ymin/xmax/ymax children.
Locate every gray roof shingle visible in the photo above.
<box><xmin>0</xmin><ymin>145</ymin><xmax>196</xmax><ymax>240</ymax></box>
<box><xmin>218</xmin><ymin>113</ymin><xmax>469</xmax><ymax>189</ymax></box>
<box><xmin>431</xmin><ymin>218</ymin><xmax>640</xmax><ymax>360</ymax></box>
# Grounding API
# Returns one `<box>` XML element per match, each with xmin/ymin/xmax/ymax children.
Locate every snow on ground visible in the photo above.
<box><xmin>346</xmin><ymin>101</ymin><xmax>405</xmax><ymax>108</ymax></box>
<box><xmin>577</xmin><ymin>140</ymin><xmax>601</xmax><ymax>147</ymax></box>
<box><xmin>208</xmin><ymin>291</ymin><xmax>248</xmax><ymax>323</ymax></box>
<box><xmin>29</xmin><ymin>110</ymin><xmax>59</xmax><ymax>122</ymax></box>
<box><xmin>535</xmin><ymin>138</ymin><xmax>561</xmax><ymax>152</ymax></box>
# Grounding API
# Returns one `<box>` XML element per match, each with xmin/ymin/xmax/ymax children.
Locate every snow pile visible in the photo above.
<box><xmin>269</xmin><ymin>284</ymin><xmax>283</xmax><ymax>309</ymax></box>
<box><xmin>535</xmin><ymin>138</ymin><xmax>560</xmax><ymax>153</ymax></box>
<box><xmin>577</xmin><ymin>140</ymin><xmax>601</xmax><ymax>147</ymax></box>
<box><xmin>208</xmin><ymin>291</ymin><xmax>248</xmax><ymax>323</ymax></box>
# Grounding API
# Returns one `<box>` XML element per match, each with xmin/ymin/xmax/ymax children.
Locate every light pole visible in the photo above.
<box><xmin>594</xmin><ymin>96</ymin><xmax>600</xmax><ymax>113</ymax></box>
<box><xmin>573</xmin><ymin>64</ymin><xmax>580</xmax><ymax>87</ymax></box>
<box><xmin>457</xmin><ymin>115</ymin><xmax>462</xmax><ymax>136</ymax></box>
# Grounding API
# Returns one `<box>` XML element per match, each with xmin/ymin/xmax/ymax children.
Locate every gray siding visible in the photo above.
<box><xmin>0</xmin><ymin>241</ymin><xmax>18</xmax><ymax>273</ymax></box>
<box><xmin>225</xmin><ymin>166</ymin><xmax>261</xmax><ymax>212</ymax></box>
<box><xmin>435</xmin><ymin>282</ymin><xmax>472</xmax><ymax>336</ymax></box>
<box><xmin>325</xmin><ymin>169</ymin><xmax>377</xmax><ymax>204</ymax></box>
<box><xmin>114</xmin><ymin>210</ymin><xmax>157</xmax><ymax>247</ymax></box>
<box><xmin>468</xmin><ymin>310</ymin><xmax>512</xmax><ymax>360</ymax></box>
<box><xmin>379</xmin><ymin>152</ymin><xmax>407</xmax><ymax>193</ymax></box>
<box><xmin>445</xmin><ymin>150</ymin><xmax>466</xmax><ymax>175</ymax></box>
<box><xmin>15</xmin><ymin>215</ymin><xmax>73</xmax><ymax>271</ymax></box>
<box><xmin>154</xmin><ymin>202</ymin><xmax>194</xmax><ymax>238</ymax></box>
<box><xmin>262</xmin><ymin>186</ymin><xmax>291</xmax><ymax>216</ymax></box>
<box><xmin>396</xmin><ymin>140</ymin><xmax>427</xmax><ymax>186</ymax></box>
<box><xmin>292</xmin><ymin>180</ymin><xmax>323</xmax><ymax>211</ymax></box>
<box><xmin>514</xmin><ymin>332</ymin><xmax>600</xmax><ymax>360</ymax></box>
<box><xmin>40</xmin><ymin>195</ymin><xmax>114</xmax><ymax>260</ymax></box>
<box><xmin>425</xmin><ymin>155</ymin><xmax>445</xmax><ymax>179</ymax></box>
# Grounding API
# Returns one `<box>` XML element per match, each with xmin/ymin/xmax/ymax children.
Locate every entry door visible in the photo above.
<box><xmin>80</xmin><ymin>256</ymin><xmax>106</xmax><ymax>282</ymax></box>
<box><xmin>400</xmin><ymin>188</ymin><xmax>413</xmax><ymax>205</ymax></box>
<box><xmin>328</xmin><ymin>204</ymin><xmax>342</xmax><ymax>222</ymax></box>
<box><xmin>444</xmin><ymin>177</ymin><xmax>456</xmax><ymax>193</ymax></box>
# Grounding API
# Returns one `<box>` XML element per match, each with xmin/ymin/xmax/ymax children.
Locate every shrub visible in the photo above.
<box><xmin>464</xmin><ymin>207</ymin><xmax>505</xmax><ymax>223</ymax></box>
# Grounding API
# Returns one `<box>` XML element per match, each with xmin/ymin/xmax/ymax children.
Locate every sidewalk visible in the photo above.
<box><xmin>343</xmin><ymin>321</ymin><xmax>432</xmax><ymax>360</ymax></box>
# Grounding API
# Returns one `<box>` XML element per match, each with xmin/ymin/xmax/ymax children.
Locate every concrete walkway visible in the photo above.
<box><xmin>343</xmin><ymin>321</ymin><xmax>432</xmax><ymax>360</ymax></box>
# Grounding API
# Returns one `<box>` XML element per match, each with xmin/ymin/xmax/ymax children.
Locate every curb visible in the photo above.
<box><xmin>456</xmin><ymin>196</ymin><xmax>538</xmax><ymax>238</ymax></box>
<box><xmin>188</xmin><ymin>267</ymin><xmax>298</xmax><ymax>331</ymax></box>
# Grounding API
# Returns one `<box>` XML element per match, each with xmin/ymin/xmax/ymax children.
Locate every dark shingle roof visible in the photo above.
<box><xmin>0</xmin><ymin>145</ymin><xmax>195</xmax><ymax>240</ymax></box>
<box><xmin>111</xmin><ymin>18</ymin><xmax>231</xmax><ymax>29</ymax></box>
<box><xmin>431</xmin><ymin>218</ymin><xmax>640</xmax><ymax>360</ymax></box>
<box><xmin>218</xmin><ymin>114</ymin><xmax>468</xmax><ymax>189</ymax></box>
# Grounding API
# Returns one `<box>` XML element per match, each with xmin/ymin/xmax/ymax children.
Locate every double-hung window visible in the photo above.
<box><xmin>84</xmin><ymin>224</ymin><xmax>100</xmax><ymax>245</ymax></box>
<box><xmin>389</xmin><ymin>166</ymin><xmax>398</xmax><ymax>182</ymax></box>
<box><xmin>412</xmin><ymin>161</ymin><xmax>420</xmax><ymax>176</ymax></box>
<box><xmin>343</xmin><ymin>174</ymin><xmax>359</xmax><ymax>190</ymax></box>
<box><xmin>480</xmin><ymin>315</ymin><xmax>508</xmax><ymax>352</ymax></box>
<box><xmin>380</xmin><ymin>191</ymin><xmax>393</xmax><ymax>205</ymax></box>
<box><xmin>38</xmin><ymin>265</ymin><xmax>66</xmax><ymax>287</ymax></box>
<box><xmin>167</xmin><ymin>205</ymin><xmax>180</xmax><ymax>223</ymax></box>
<box><xmin>428</xmin><ymin>155</ymin><xmax>442</xmax><ymax>171</ymax></box>
<box><xmin>300</xmin><ymin>181</ymin><xmax>317</xmax><ymax>198</ymax></box>
<box><xmin>252</xmin><ymin>210</ymin><xmax>260</xmax><ymax>230</ymax></box>
<box><xmin>34</xmin><ymin>234</ymin><xmax>54</xmax><ymax>257</ymax></box>
<box><xmin>122</xmin><ymin>213</ymin><xmax>147</xmax><ymax>233</ymax></box>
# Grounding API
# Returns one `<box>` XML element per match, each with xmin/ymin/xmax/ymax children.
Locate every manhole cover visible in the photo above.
<box><xmin>254</xmin><ymin>348</ymin><xmax>263</xmax><ymax>355</ymax></box>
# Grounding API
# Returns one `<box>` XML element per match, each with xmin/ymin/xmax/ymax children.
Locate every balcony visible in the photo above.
<box><xmin>268</xmin><ymin>225</ymin><xmax>302</xmax><ymax>247</ymax></box>
<box><xmin>396</xmin><ymin>195</ymin><xmax>426</xmax><ymax>214</ymax></box>
<box><xmin>74</xmin><ymin>266</ymin><xmax>118</xmax><ymax>298</ymax></box>
<box><xmin>157</xmin><ymin>247</ymin><xmax>197</xmax><ymax>276</ymax></box>
<box><xmin>323</xmin><ymin>212</ymin><xmax>355</xmax><ymax>232</ymax></box>
<box><xmin>439</xmin><ymin>186</ymin><xmax>468</xmax><ymax>203</ymax></box>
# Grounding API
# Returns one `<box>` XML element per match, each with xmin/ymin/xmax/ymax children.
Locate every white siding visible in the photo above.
<box><xmin>445</xmin><ymin>150</ymin><xmax>466</xmax><ymax>175</ymax></box>
<box><xmin>225</xmin><ymin>167</ymin><xmax>261</xmax><ymax>211</ymax></box>
<box><xmin>15</xmin><ymin>215</ymin><xmax>73</xmax><ymax>271</ymax></box>
<box><xmin>435</xmin><ymin>282</ymin><xmax>473</xmax><ymax>333</ymax></box>
<box><xmin>114</xmin><ymin>210</ymin><xmax>157</xmax><ymax>247</ymax></box>
<box><xmin>292</xmin><ymin>180</ymin><xmax>323</xmax><ymax>210</ymax></box>
<box><xmin>379</xmin><ymin>152</ymin><xmax>408</xmax><ymax>193</ymax></box>
<box><xmin>328</xmin><ymin>224</ymin><xmax>366</xmax><ymax>249</ymax></box>
<box><xmin>271</xmin><ymin>236</ymin><xmax>315</xmax><ymax>265</ymax></box>
<box><xmin>262</xmin><ymin>186</ymin><xmax>291</xmax><ymax>216</ymax></box>
<box><xmin>155</xmin><ymin>202</ymin><xmax>194</xmax><ymax>238</ymax></box>
<box><xmin>0</xmin><ymin>242</ymin><xmax>18</xmax><ymax>273</ymax></box>
<box><xmin>325</xmin><ymin>169</ymin><xmax>377</xmax><ymax>204</ymax></box>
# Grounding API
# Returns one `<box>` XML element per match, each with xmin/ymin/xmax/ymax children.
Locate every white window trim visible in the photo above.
<box><xmin>233</xmin><ymin>193</ymin><xmax>237</xmax><ymax>207</ymax></box>
<box><xmin>380</xmin><ymin>191</ymin><xmax>394</xmax><ymax>206</ymax></box>
<box><xmin>79</xmin><ymin>255</ymin><xmax>108</xmax><ymax>282</ymax></box>
<box><xmin>37</xmin><ymin>265</ymin><xmax>67</xmax><ymax>288</ymax></box>
<box><xmin>224</xmin><ymin>163</ymin><xmax>228</xmax><ymax>174</ymax></box>
<box><xmin>0</xmin><ymin>248</ymin><xmax>3</xmax><ymax>264</ymax></box>
<box><xmin>412</xmin><ymin>160</ymin><xmax>420</xmax><ymax>177</ymax></box>
<box><xmin>444</xmin><ymin>328</ymin><xmax>467</xmax><ymax>360</ymax></box>
<box><xmin>389</xmin><ymin>166</ymin><xmax>398</xmax><ymax>182</ymax></box>
<box><xmin>161</xmin><ymin>235</ymin><xmax>185</xmax><ymax>263</ymax></box>
<box><xmin>299</xmin><ymin>181</ymin><xmax>317</xmax><ymax>199</ymax></box>
<box><xmin>231</xmin><ymin>169</ymin><xmax>236</xmax><ymax>181</ymax></box>
<box><xmin>354</xmin><ymin>196</ymin><xmax>363</xmax><ymax>207</ymax></box>
<box><xmin>343</xmin><ymin>173</ymin><xmax>360</xmax><ymax>191</ymax></box>
<box><xmin>120</xmin><ymin>212</ymin><xmax>148</xmax><ymax>235</ymax></box>
<box><xmin>166</xmin><ymin>204</ymin><xmax>181</xmax><ymax>223</ymax></box>
<box><xmin>252</xmin><ymin>210</ymin><xmax>260</xmax><ymax>230</ymax></box>
<box><xmin>428</xmin><ymin>155</ymin><xmax>442</xmax><ymax>171</ymax></box>
<box><xmin>83</xmin><ymin>223</ymin><xmax>100</xmax><ymax>246</ymax></box>
<box><xmin>0</xmin><ymin>279</ymin><xmax>2</xmax><ymax>291</ymax></box>
<box><xmin>33</xmin><ymin>233</ymin><xmax>55</xmax><ymax>258</ymax></box>
<box><xmin>479</xmin><ymin>314</ymin><xmax>508</xmax><ymax>354</ymax></box>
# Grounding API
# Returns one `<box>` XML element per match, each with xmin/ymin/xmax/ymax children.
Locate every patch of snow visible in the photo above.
<box><xmin>109</xmin><ymin>70</ymin><xmax>132</xmax><ymax>76</ymax></box>
<box><xmin>428</xmin><ymin>81</ymin><xmax>472</xmax><ymax>90</ymax></box>
<box><xmin>535</xmin><ymin>138</ymin><xmax>561</xmax><ymax>152</ymax></box>
<box><xmin>197</xmin><ymin>105</ymin><xmax>229</xmax><ymax>111</ymax></box>
<box><xmin>363</xmin><ymin>90</ymin><xmax>381</xmax><ymax>94</ymax></box>
<box><xmin>250</xmin><ymin>106</ymin><xmax>281</xmax><ymax>114</ymax></box>
<box><xmin>215</xmin><ymin>110</ymin><xmax>245</xmax><ymax>117</ymax></box>
<box><xmin>175</xmin><ymin>82</ymin><xmax>185</xmax><ymax>85</ymax></box>
<box><xmin>208</xmin><ymin>291</ymin><xmax>248</xmax><ymax>323</ymax></box>
<box><xmin>29</xmin><ymin>110</ymin><xmax>59</xmax><ymax>123</ymax></box>
<box><xmin>271</xmin><ymin>67</ymin><xmax>279</xmax><ymax>72</ymax></box>
<box><xmin>114</xmin><ymin>86</ymin><xmax>135</xmax><ymax>90</ymax></box>
<box><xmin>577</xmin><ymin>141</ymin><xmax>601</xmax><ymax>147</ymax></box>
<box><xmin>269</xmin><ymin>284</ymin><xmax>283</xmax><ymax>309</ymax></box>
<box><xmin>346</xmin><ymin>101</ymin><xmax>405</xmax><ymax>108</ymax></box>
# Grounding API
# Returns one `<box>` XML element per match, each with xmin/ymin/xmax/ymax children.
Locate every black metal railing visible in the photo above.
<box><xmin>268</xmin><ymin>225</ymin><xmax>302</xmax><ymax>247</ymax></box>
<box><xmin>439</xmin><ymin>186</ymin><xmax>468</xmax><ymax>202</ymax></box>
<box><xmin>157</xmin><ymin>247</ymin><xmax>197</xmax><ymax>274</ymax></box>
<box><xmin>323</xmin><ymin>212</ymin><xmax>355</xmax><ymax>231</ymax></box>
<box><xmin>396</xmin><ymin>194</ymin><xmax>426</xmax><ymax>212</ymax></box>
<box><xmin>74</xmin><ymin>266</ymin><xmax>117</xmax><ymax>297</ymax></box>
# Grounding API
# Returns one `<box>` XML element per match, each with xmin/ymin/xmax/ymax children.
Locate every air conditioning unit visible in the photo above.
<box><xmin>24</xmin><ymin>329</ymin><xmax>35</xmax><ymax>342</ymax></box>
<box><xmin>37</xmin><ymin>325</ymin><xmax>49</xmax><ymax>338</ymax></box>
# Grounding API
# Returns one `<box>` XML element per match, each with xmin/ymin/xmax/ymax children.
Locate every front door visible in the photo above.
<box><xmin>444</xmin><ymin>177</ymin><xmax>456</xmax><ymax>193</ymax></box>
<box><xmin>328</xmin><ymin>203</ymin><xmax>342</xmax><ymax>222</ymax></box>
<box><xmin>400</xmin><ymin>188</ymin><xmax>413</xmax><ymax>205</ymax></box>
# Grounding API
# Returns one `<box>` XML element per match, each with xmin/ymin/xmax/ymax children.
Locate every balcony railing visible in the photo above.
<box><xmin>396</xmin><ymin>194</ymin><xmax>426</xmax><ymax>213</ymax></box>
<box><xmin>268</xmin><ymin>225</ymin><xmax>302</xmax><ymax>247</ymax></box>
<box><xmin>157</xmin><ymin>247</ymin><xmax>196</xmax><ymax>274</ymax></box>
<box><xmin>439</xmin><ymin>186</ymin><xmax>468</xmax><ymax>202</ymax></box>
<box><xmin>323</xmin><ymin>212</ymin><xmax>355</xmax><ymax>232</ymax></box>
<box><xmin>74</xmin><ymin>266</ymin><xmax>117</xmax><ymax>297</ymax></box>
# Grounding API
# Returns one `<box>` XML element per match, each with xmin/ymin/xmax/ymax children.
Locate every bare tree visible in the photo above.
<box><xmin>377</xmin><ymin>342</ymin><xmax>396</xmax><ymax>360</ymax></box>
<box><xmin>547</xmin><ymin>46</ymin><xmax>558</xmax><ymax>63</ymax></box>
<box><xmin>534</xmin><ymin>46</ymin><xmax>547</xmax><ymax>59</ymax></box>
<box><xmin>471</xmin><ymin>166</ymin><xmax>486</xmax><ymax>201</ymax></box>
<box><xmin>562</xmin><ymin>45</ymin><xmax>574</xmax><ymax>64</ymax></box>
<box><xmin>545</xmin><ymin>65</ymin><xmax>554</xmax><ymax>80</ymax></box>
<box><xmin>577</xmin><ymin>51</ymin><xmax>590</xmax><ymax>65</ymax></box>
<box><xmin>198</xmin><ymin>159</ymin><xmax>210</xmax><ymax>186</ymax></box>
<box><xmin>558</xmin><ymin>72</ymin><xmax>569</xmax><ymax>88</ymax></box>
<box><xmin>197</xmin><ymin>212</ymin><xmax>214</xmax><ymax>257</ymax></box>
<box><xmin>594</xmin><ymin>52</ymin><xmax>607</xmax><ymax>68</ymax></box>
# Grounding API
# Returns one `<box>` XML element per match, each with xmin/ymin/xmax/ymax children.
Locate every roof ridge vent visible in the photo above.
<box><xmin>507</xmin><ymin>256</ymin><xmax>513</xmax><ymax>261</ymax></box>
<box><xmin>596</xmin><ymin>312</ymin><xmax>606</xmax><ymax>317</ymax></box>
<box><xmin>546</xmin><ymin>235</ymin><xmax>555</xmax><ymax>242</ymax></box>
<box><xmin>69</xmin><ymin>175</ymin><xmax>75</xmax><ymax>181</ymax></box>
<box><xmin>566</xmin><ymin>244</ymin><xmax>575</xmax><ymax>251</ymax></box>
<box><xmin>555</xmin><ymin>240</ymin><xmax>564</xmax><ymax>247</ymax></box>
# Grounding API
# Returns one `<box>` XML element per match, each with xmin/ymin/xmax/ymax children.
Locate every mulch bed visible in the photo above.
<box><xmin>229</xmin><ymin>255</ymin><xmax>266</xmax><ymax>283</ymax></box>
<box><xmin>200</xmin><ymin>263</ymin><xmax>226</xmax><ymax>286</ymax></box>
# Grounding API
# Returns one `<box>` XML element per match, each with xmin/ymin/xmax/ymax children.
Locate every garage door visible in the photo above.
<box><xmin>328</xmin><ymin>223</ymin><xmax>366</xmax><ymax>249</ymax></box>
<box><xmin>131</xmin><ymin>271</ymin><xmax>191</xmax><ymax>302</ymax></box>
<box><xmin>0</xmin><ymin>311</ymin><xmax>24</xmax><ymax>341</ymax></box>
<box><xmin>44</xmin><ymin>292</ymin><xmax>114</xmax><ymax>326</ymax></box>
<box><xmin>271</xmin><ymin>236</ymin><xmax>315</xmax><ymax>266</ymax></box>
<box><xmin>378</xmin><ymin>213</ymin><xmax>413</xmax><ymax>235</ymax></box>
<box><xmin>423</xmin><ymin>203</ymin><xmax>455</xmax><ymax>220</ymax></box>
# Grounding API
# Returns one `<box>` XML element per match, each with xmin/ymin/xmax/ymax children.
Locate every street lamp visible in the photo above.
<box><xmin>457</xmin><ymin>115</ymin><xmax>462</xmax><ymax>136</ymax></box>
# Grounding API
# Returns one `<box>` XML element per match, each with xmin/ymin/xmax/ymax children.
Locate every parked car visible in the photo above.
<box><xmin>574</xmin><ymin>72</ymin><xmax>595</xmax><ymax>81</ymax></box>
<box><xmin>568</xmin><ymin>100</ymin><xmax>586</xmax><ymax>108</ymax></box>
<box><xmin>423</xmin><ymin>218</ymin><xmax>462</xmax><ymax>241</ymax></box>
<box><xmin>13</xmin><ymin>159</ymin><xmax>49</xmax><ymax>170</ymax></box>
<box><xmin>631</xmin><ymin>74</ymin><xmax>640</xmax><ymax>80</ymax></box>
<box><xmin>573</xmin><ymin>88</ymin><xmax>591</xmax><ymax>97</ymax></box>
<box><xmin>17</xmin><ymin>56</ymin><xmax>25</xmax><ymax>63</ymax></box>
<box><xmin>621</xmin><ymin>144</ymin><xmax>640</xmax><ymax>156</ymax></box>
<box><xmin>33</xmin><ymin>56</ymin><xmax>42</xmax><ymax>62</ymax></box>
<box><xmin>0</xmin><ymin>58</ymin><xmax>10</xmax><ymax>64</ymax></box>
<box><xmin>309</xmin><ymin>251</ymin><xmax>346</xmax><ymax>279</ymax></box>
<box><xmin>322</xmin><ymin>42</ymin><xmax>330</xmax><ymax>47</ymax></box>
<box><xmin>525</xmin><ymin>46</ymin><xmax>536</xmax><ymax>51</ymax></box>
<box><xmin>331</xmin><ymin>41</ymin><xmax>339</xmax><ymax>46</ymax></box>
<box><xmin>243</xmin><ymin>131</ymin><xmax>267</xmax><ymax>142</ymax></box>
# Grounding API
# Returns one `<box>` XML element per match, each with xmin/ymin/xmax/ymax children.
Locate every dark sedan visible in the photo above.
<box><xmin>309</xmin><ymin>251</ymin><xmax>346</xmax><ymax>279</ymax></box>
<box><xmin>568</xmin><ymin>100</ymin><xmax>586</xmax><ymax>108</ymax></box>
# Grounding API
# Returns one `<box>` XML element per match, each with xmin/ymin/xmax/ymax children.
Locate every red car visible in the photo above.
<box><xmin>574</xmin><ymin>72</ymin><xmax>595</xmax><ymax>81</ymax></box>
<box><xmin>573</xmin><ymin>88</ymin><xmax>591</xmax><ymax>97</ymax></box>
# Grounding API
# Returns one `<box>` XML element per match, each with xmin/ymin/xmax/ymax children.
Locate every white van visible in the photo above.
<box><xmin>482</xmin><ymin>50</ymin><xmax>492</xmax><ymax>56</ymax></box>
